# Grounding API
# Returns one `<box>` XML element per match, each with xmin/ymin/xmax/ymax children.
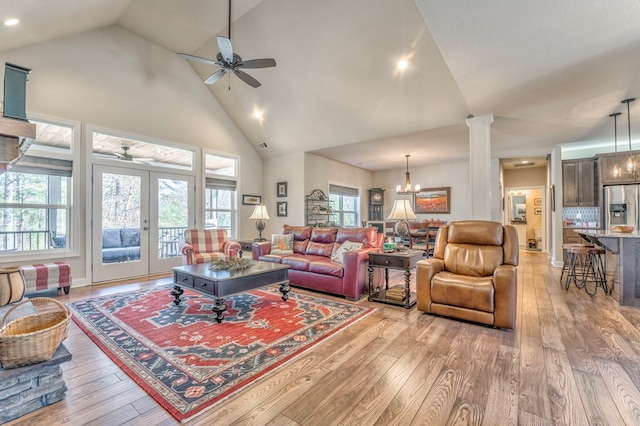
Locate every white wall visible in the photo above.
<box><xmin>261</xmin><ymin>152</ymin><xmax>306</xmax><ymax>238</ymax></box>
<box><xmin>304</xmin><ymin>154</ymin><xmax>373</xmax><ymax>221</ymax></box>
<box><xmin>373</xmin><ymin>160</ymin><xmax>471</xmax><ymax>222</ymax></box>
<box><xmin>0</xmin><ymin>26</ymin><xmax>263</xmax><ymax>282</ymax></box>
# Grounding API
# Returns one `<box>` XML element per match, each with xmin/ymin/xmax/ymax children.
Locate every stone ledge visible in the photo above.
<box><xmin>0</xmin><ymin>299</ymin><xmax>72</xmax><ymax>423</ymax></box>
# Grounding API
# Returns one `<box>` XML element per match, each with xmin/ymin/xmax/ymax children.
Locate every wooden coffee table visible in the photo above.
<box><xmin>171</xmin><ymin>261</ymin><xmax>290</xmax><ymax>323</ymax></box>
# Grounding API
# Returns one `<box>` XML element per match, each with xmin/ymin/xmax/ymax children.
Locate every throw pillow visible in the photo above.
<box><xmin>271</xmin><ymin>234</ymin><xmax>294</xmax><ymax>254</ymax></box>
<box><xmin>331</xmin><ymin>241</ymin><xmax>363</xmax><ymax>264</ymax></box>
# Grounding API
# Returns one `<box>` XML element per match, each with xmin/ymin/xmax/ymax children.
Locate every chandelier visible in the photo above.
<box><xmin>622</xmin><ymin>98</ymin><xmax>636</xmax><ymax>175</ymax></box>
<box><xmin>396</xmin><ymin>154</ymin><xmax>420</xmax><ymax>194</ymax></box>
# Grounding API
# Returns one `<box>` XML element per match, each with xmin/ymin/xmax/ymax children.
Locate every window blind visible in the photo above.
<box><xmin>9</xmin><ymin>155</ymin><xmax>72</xmax><ymax>177</ymax></box>
<box><xmin>329</xmin><ymin>184</ymin><xmax>358</xmax><ymax>196</ymax></box>
<box><xmin>206</xmin><ymin>177</ymin><xmax>237</xmax><ymax>190</ymax></box>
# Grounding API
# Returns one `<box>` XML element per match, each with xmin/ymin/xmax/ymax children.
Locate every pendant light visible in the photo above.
<box><xmin>396</xmin><ymin>154</ymin><xmax>420</xmax><ymax>194</ymax></box>
<box><xmin>611</xmin><ymin>112</ymin><xmax>622</xmax><ymax>179</ymax></box>
<box><xmin>622</xmin><ymin>98</ymin><xmax>636</xmax><ymax>175</ymax></box>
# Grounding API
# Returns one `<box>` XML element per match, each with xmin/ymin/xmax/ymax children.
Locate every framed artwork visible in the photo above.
<box><xmin>366</xmin><ymin>221</ymin><xmax>385</xmax><ymax>234</ymax></box>
<box><xmin>277</xmin><ymin>182</ymin><xmax>287</xmax><ymax>197</ymax></box>
<box><xmin>534</xmin><ymin>198</ymin><xmax>542</xmax><ymax>206</ymax></box>
<box><xmin>534</xmin><ymin>208</ymin><xmax>542</xmax><ymax>215</ymax></box>
<box><xmin>414</xmin><ymin>187</ymin><xmax>451</xmax><ymax>214</ymax></box>
<box><xmin>277</xmin><ymin>201</ymin><xmax>288</xmax><ymax>217</ymax></box>
<box><xmin>242</xmin><ymin>194</ymin><xmax>262</xmax><ymax>205</ymax></box>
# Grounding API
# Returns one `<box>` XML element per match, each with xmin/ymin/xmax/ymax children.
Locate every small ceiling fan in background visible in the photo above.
<box><xmin>177</xmin><ymin>0</ymin><xmax>276</xmax><ymax>88</ymax></box>
<box><xmin>114</xmin><ymin>146</ymin><xmax>154</xmax><ymax>163</ymax></box>
<box><xmin>94</xmin><ymin>146</ymin><xmax>154</xmax><ymax>164</ymax></box>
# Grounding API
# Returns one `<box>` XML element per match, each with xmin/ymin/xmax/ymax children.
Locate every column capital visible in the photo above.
<box><xmin>465</xmin><ymin>113</ymin><xmax>494</xmax><ymax>128</ymax></box>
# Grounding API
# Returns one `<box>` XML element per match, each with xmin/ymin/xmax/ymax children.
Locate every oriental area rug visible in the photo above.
<box><xmin>69</xmin><ymin>285</ymin><xmax>373</xmax><ymax>423</ymax></box>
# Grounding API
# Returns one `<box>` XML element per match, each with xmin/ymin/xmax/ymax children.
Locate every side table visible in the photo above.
<box><xmin>368</xmin><ymin>249</ymin><xmax>425</xmax><ymax>308</ymax></box>
<box><xmin>237</xmin><ymin>240</ymin><xmax>255</xmax><ymax>258</ymax></box>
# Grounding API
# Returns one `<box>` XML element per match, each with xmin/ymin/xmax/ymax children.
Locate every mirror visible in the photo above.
<box><xmin>510</xmin><ymin>194</ymin><xmax>526</xmax><ymax>222</ymax></box>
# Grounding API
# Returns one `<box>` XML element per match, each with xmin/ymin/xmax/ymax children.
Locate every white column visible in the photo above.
<box><xmin>465</xmin><ymin>114</ymin><xmax>494</xmax><ymax>220</ymax></box>
<box><xmin>550</xmin><ymin>146</ymin><xmax>563</xmax><ymax>267</ymax></box>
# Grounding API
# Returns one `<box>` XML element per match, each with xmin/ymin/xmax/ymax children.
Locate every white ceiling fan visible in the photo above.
<box><xmin>177</xmin><ymin>0</ymin><xmax>276</xmax><ymax>88</ymax></box>
<box><xmin>94</xmin><ymin>146</ymin><xmax>154</xmax><ymax>164</ymax></box>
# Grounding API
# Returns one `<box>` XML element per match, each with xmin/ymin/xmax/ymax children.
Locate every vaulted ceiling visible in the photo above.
<box><xmin>2</xmin><ymin>0</ymin><xmax>640</xmax><ymax>171</ymax></box>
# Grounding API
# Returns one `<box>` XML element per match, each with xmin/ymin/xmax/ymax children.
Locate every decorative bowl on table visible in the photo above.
<box><xmin>611</xmin><ymin>225</ymin><xmax>635</xmax><ymax>233</ymax></box>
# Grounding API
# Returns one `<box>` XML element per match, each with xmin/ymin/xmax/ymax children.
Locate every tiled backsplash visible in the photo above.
<box><xmin>563</xmin><ymin>206</ymin><xmax>600</xmax><ymax>225</ymax></box>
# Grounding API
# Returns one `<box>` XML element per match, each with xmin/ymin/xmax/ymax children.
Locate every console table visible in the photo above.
<box><xmin>367</xmin><ymin>249</ymin><xmax>425</xmax><ymax>308</ymax></box>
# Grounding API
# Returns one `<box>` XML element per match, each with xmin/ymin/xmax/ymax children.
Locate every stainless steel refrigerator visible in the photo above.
<box><xmin>603</xmin><ymin>185</ymin><xmax>640</xmax><ymax>230</ymax></box>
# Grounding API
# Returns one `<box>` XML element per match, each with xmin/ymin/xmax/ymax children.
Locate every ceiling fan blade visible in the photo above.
<box><xmin>217</xmin><ymin>36</ymin><xmax>233</xmax><ymax>63</ymax></box>
<box><xmin>233</xmin><ymin>69</ymin><xmax>261</xmax><ymax>88</ymax></box>
<box><xmin>240</xmin><ymin>58</ymin><xmax>277</xmax><ymax>69</ymax></box>
<box><xmin>204</xmin><ymin>69</ymin><xmax>227</xmax><ymax>85</ymax></box>
<box><xmin>176</xmin><ymin>53</ymin><xmax>218</xmax><ymax>66</ymax></box>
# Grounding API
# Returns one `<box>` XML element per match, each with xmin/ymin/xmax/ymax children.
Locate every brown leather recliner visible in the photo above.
<box><xmin>416</xmin><ymin>220</ymin><xmax>519</xmax><ymax>329</ymax></box>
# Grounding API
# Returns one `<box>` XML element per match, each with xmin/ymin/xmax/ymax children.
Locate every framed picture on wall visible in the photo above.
<box><xmin>277</xmin><ymin>201</ymin><xmax>288</xmax><ymax>217</ymax></box>
<box><xmin>414</xmin><ymin>187</ymin><xmax>451</xmax><ymax>214</ymax></box>
<box><xmin>277</xmin><ymin>182</ymin><xmax>287</xmax><ymax>197</ymax></box>
<box><xmin>242</xmin><ymin>194</ymin><xmax>262</xmax><ymax>205</ymax></box>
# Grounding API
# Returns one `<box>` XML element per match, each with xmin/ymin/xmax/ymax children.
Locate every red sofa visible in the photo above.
<box><xmin>252</xmin><ymin>225</ymin><xmax>384</xmax><ymax>300</ymax></box>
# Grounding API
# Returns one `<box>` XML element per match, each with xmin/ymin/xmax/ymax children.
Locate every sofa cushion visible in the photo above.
<box><xmin>447</xmin><ymin>221</ymin><xmax>503</xmax><ymax>246</ymax></box>
<box><xmin>331</xmin><ymin>241</ymin><xmax>363</xmax><ymax>264</ymax></box>
<box><xmin>305</xmin><ymin>228</ymin><xmax>338</xmax><ymax>257</ymax></box>
<box><xmin>309</xmin><ymin>259</ymin><xmax>344</xmax><ymax>278</ymax></box>
<box><xmin>120</xmin><ymin>228</ymin><xmax>140</xmax><ymax>247</ymax></box>
<box><xmin>282</xmin><ymin>225</ymin><xmax>312</xmax><ymax>254</ymax></box>
<box><xmin>103</xmin><ymin>229</ymin><xmax>123</xmax><ymax>248</ymax></box>
<box><xmin>444</xmin><ymin>244</ymin><xmax>503</xmax><ymax>277</ymax></box>
<box><xmin>430</xmin><ymin>271</ymin><xmax>494</xmax><ymax>313</ymax></box>
<box><xmin>185</xmin><ymin>229</ymin><xmax>227</xmax><ymax>253</ymax></box>
<box><xmin>192</xmin><ymin>252</ymin><xmax>226</xmax><ymax>264</ymax></box>
<box><xmin>271</xmin><ymin>234</ymin><xmax>294</xmax><ymax>255</ymax></box>
<box><xmin>336</xmin><ymin>227</ymin><xmax>377</xmax><ymax>248</ymax></box>
<box><xmin>282</xmin><ymin>254</ymin><xmax>313</xmax><ymax>271</ymax></box>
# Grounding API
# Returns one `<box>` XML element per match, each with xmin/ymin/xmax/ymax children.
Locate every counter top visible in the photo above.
<box><xmin>575</xmin><ymin>229</ymin><xmax>640</xmax><ymax>239</ymax></box>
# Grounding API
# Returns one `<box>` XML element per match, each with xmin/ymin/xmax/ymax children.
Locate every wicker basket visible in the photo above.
<box><xmin>0</xmin><ymin>297</ymin><xmax>71</xmax><ymax>369</ymax></box>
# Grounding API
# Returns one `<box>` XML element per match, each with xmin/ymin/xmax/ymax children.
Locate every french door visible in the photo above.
<box><xmin>92</xmin><ymin>165</ymin><xmax>194</xmax><ymax>282</ymax></box>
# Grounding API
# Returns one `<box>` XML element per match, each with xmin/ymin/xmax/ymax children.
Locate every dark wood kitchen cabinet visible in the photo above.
<box><xmin>562</xmin><ymin>159</ymin><xmax>597</xmax><ymax>207</ymax></box>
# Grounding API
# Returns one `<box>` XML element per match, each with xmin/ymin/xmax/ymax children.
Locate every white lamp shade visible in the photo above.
<box><xmin>386</xmin><ymin>199</ymin><xmax>417</xmax><ymax>220</ymax></box>
<box><xmin>250</xmin><ymin>205</ymin><xmax>270</xmax><ymax>220</ymax></box>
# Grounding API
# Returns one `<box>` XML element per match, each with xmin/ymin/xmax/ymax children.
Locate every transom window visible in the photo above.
<box><xmin>92</xmin><ymin>131</ymin><xmax>194</xmax><ymax>171</ymax></box>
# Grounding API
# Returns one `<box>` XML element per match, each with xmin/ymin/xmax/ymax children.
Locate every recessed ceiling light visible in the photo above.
<box><xmin>4</xmin><ymin>18</ymin><xmax>19</xmax><ymax>26</ymax></box>
<box><xmin>397</xmin><ymin>59</ymin><xmax>409</xmax><ymax>71</ymax></box>
<box><xmin>520</xmin><ymin>160</ymin><xmax>528</xmax><ymax>164</ymax></box>
<box><xmin>252</xmin><ymin>109</ymin><xmax>264</xmax><ymax>121</ymax></box>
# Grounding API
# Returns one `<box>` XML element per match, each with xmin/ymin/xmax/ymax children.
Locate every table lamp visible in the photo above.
<box><xmin>250</xmin><ymin>205</ymin><xmax>270</xmax><ymax>241</ymax></box>
<box><xmin>386</xmin><ymin>199</ymin><xmax>417</xmax><ymax>247</ymax></box>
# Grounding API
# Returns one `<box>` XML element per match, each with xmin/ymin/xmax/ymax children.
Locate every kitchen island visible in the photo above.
<box><xmin>575</xmin><ymin>229</ymin><xmax>640</xmax><ymax>306</ymax></box>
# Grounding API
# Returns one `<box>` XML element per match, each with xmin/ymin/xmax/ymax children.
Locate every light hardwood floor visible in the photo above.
<box><xmin>7</xmin><ymin>250</ymin><xmax>640</xmax><ymax>425</ymax></box>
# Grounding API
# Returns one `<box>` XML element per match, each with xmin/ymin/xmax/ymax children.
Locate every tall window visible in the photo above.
<box><xmin>204</xmin><ymin>152</ymin><xmax>238</xmax><ymax>238</ymax></box>
<box><xmin>0</xmin><ymin>121</ymin><xmax>73</xmax><ymax>253</ymax></box>
<box><xmin>329</xmin><ymin>184</ymin><xmax>359</xmax><ymax>227</ymax></box>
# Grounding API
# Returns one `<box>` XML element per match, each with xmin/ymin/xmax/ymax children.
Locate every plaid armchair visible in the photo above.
<box><xmin>179</xmin><ymin>229</ymin><xmax>241</xmax><ymax>265</ymax></box>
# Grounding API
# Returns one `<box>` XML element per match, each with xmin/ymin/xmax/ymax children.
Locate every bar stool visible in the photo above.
<box><xmin>561</xmin><ymin>243</ymin><xmax>593</xmax><ymax>284</ymax></box>
<box><xmin>564</xmin><ymin>245</ymin><xmax>607</xmax><ymax>296</ymax></box>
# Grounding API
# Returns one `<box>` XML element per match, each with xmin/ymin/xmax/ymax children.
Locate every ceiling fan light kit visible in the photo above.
<box><xmin>177</xmin><ymin>0</ymin><xmax>276</xmax><ymax>88</ymax></box>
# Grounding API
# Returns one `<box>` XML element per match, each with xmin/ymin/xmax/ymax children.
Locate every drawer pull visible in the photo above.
<box><xmin>182</xmin><ymin>277</ymin><xmax>188</xmax><ymax>282</ymax></box>
<box><xmin>385</xmin><ymin>260</ymin><xmax>390</xmax><ymax>265</ymax></box>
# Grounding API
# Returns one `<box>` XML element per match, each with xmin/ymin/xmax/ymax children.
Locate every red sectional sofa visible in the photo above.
<box><xmin>252</xmin><ymin>225</ymin><xmax>384</xmax><ymax>300</ymax></box>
